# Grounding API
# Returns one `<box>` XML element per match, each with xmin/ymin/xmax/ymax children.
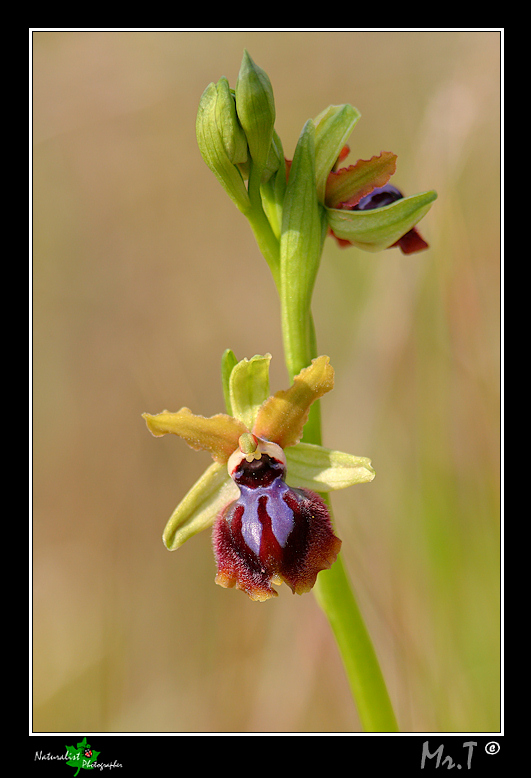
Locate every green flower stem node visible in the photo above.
<box><xmin>235</xmin><ymin>50</ymin><xmax>276</xmax><ymax>175</ymax></box>
<box><xmin>163</xmin><ymin>461</ymin><xmax>239</xmax><ymax>551</ymax></box>
<box><xmin>313</xmin><ymin>104</ymin><xmax>361</xmax><ymax>203</ymax></box>
<box><xmin>196</xmin><ymin>78</ymin><xmax>251</xmax><ymax>214</ymax></box>
<box><xmin>327</xmin><ymin>190</ymin><xmax>437</xmax><ymax>251</ymax></box>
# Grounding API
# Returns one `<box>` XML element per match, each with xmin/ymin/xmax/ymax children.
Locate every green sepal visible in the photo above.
<box><xmin>285</xmin><ymin>442</ymin><xmax>375</xmax><ymax>492</ymax></box>
<box><xmin>326</xmin><ymin>190</ymin><xmax>437</xmax><ymax>252</ymax></box>
<box><xmin>228</xmin><ymin>353</ymin><xmax>272</xmax><ymax>430</ymax></box>
<box><xmin>162</xmin><ymin>462</ymin><xmax>238</xmax><ymax>550</ymax></box>
<box><xmin>235</xmin><ymin>50</ymin><xmax>276</xmax><ymax>175</ymax></box>
<box><xmin>313</xmin><ymin>104</ymin><xmax>361</xmax><ymax>203</ymax></box>
<box><xmin>196</xmin><ymin>79</ymin><xmax>251</xmax><ymax>214</ymax></box>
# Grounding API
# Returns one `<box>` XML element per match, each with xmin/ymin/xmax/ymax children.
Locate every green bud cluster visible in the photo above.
<box><xmin>196</xmin><ymin>50</ymin><xmax>281</xmax><ymax>214</ymax></box>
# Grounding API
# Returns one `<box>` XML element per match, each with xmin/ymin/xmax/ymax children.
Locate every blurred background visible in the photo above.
<box><xmin>33</xmin><ymin>30</ymin><xmax>500</xmax><ymax>733</ymax></box>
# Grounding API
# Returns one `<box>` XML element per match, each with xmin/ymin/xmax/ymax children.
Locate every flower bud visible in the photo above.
<box><xmin>235</xmin><ymin>50</ymin><xmax>276</xmax><ymax>175</ymax></box>
<box><xmin>196</xmin><ymin>77</ymin><xmax>251</xmax><ymax>213</ymax></box>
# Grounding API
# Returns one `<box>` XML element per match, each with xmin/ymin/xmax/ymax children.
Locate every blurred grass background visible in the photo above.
<box><xmin>33</xmin><ymin>30</ymin><xmax>500</xmax><ymax>733</ymax></box>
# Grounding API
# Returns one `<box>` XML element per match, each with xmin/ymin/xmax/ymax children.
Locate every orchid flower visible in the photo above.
<box><xmin>143</xmin><ymin>354</ymin><xmax>374</xmax><ymax>601</ymax></box>
<box><xmin>323</xmin><ymin>151</ymin><xmax>432</xmax><ymax>254</ymax></box>
<box><xmin>309</xmin><ymin>104</ymin><xmax>437</xmax><ymax>254</ymax></box>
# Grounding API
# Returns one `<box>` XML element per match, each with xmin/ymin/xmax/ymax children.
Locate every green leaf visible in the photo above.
<box><xmin>326</xmin><ymin>190</ymin><xmax>437</xmax><ymax>252</ymax></box>
<box><xmin>163</xmin><ymin>462</ymin><xmax>238</xmax><ymax>550</ymax></box>
<box><xmin>313</xmin><ymin>104</ymin><xmax>361</xmax><ymax>203</ymax></box>
<box><xmin>229</xmin><ymin>353</ymin><xmax>272</xmax><ymax>430</ymax></box>
<box><xmin>65</xmin><ymin>738</ymin><xmax>100</xmax><ymax>776</ymax></box>
<box><xmin>285</xmin><ymin>442</ymin><xmax>375</xmax><ymax>492</ymax></box>
<box><xmin>280</xmin><ymin>119</ymin><xmax>327</xmax><ymax>378</ymax></box>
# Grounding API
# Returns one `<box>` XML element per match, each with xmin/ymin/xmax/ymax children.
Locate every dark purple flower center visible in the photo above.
<box><xmin>231</xmin><ymin>453</ymin><xmax>285</xmax><ymax>488</ymax></box>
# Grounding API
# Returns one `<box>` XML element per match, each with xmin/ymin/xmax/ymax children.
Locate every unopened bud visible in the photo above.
<box><xmin>235</xmin><ymin>50</ymin><xmax>276</xmax><ymax>174</ymax></box>
<box><xmin>196</xmin><ymin>77</ymin><xmax>250</xmax><ymax>213</ymax></box>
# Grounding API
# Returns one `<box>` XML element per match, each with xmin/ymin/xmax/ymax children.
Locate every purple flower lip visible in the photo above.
<box><xmin>214</xmin><ymin>445</ymin><xmax>341</xmax><ymax>602</ymax></box>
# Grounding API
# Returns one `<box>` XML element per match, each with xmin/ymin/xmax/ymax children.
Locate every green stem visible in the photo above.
<box><xmin>280</xmin><ymin>233</ymin><xmax>398</xmax><ymax>732</ymax></box>
<box><xmin>298</xmin><ymin>357</ymin><xmax>398</xmax><ymax>731</ymax></box>
<box><xmin>312</xmin><ymin>554</ymin><xmax>399</xmax><ymax>732</ymax></box>
<box><xmin>295</xmin><ymin>362</ymin><xmax>398</xmax><ymax>730</ymax></box>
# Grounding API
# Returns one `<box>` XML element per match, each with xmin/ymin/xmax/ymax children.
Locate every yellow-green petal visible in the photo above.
<box><xmin>162</xmin><ymin>462</ymin><xmax>239</xmax><ymax>550</ymax></box>
<box><xmin>142</xmin><ymin>408</ymin><xmax>247</xmax><ymax>463</ymax></box>
<box><xmin>253</xmin><ymin>355</ymin><xmax>334</xmax><ymax>449</ymax></box>
<box><xmin>285</xmin><ymin>442</ymin><xmax>375</xmax><ymax>492</ymax></box>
